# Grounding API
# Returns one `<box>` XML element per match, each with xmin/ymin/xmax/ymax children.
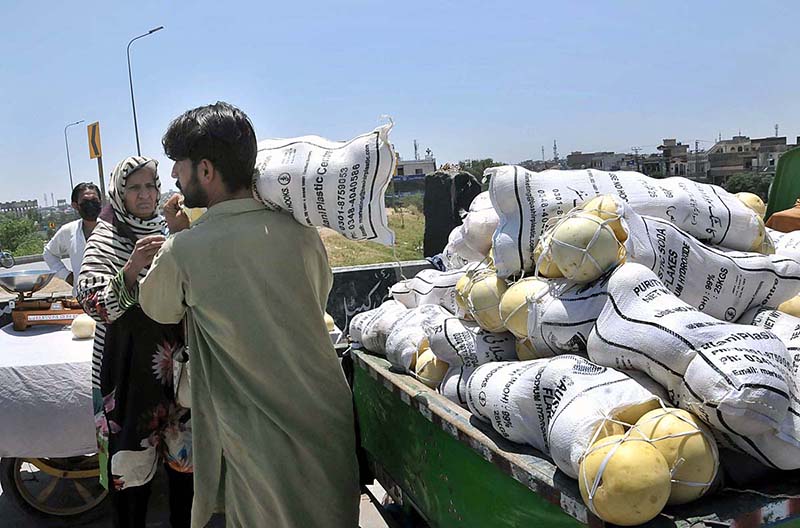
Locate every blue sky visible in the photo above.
<box><xmin>1</xmin><ymin>0</ymin><xmax>797</xmax><ymax>202</ymax></box>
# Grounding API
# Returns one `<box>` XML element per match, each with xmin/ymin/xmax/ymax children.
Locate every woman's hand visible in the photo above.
<box><xmin>164</xmin><ymin>194</ymin><xmax>190</xmax><ymax>234</ymax></box>
<box><xmin>123</xmin><ymin>235</ymin><xmax>166</xmax><ymax>290</ymax></box>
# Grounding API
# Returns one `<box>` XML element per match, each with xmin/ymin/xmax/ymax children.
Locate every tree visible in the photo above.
<box><xmin>0</xmin><ymin>214</ymin><xmax>37</xmax><ymax>252</ymax></box>
<box><xmin>723</xmin><ymin>173</ymin><xmax>773</xmax><ymax>201</ymax></box>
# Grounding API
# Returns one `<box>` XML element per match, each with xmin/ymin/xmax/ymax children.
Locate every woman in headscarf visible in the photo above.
<box><xmin>78</xmin><ymin>156</ymin><xmax>193</xmax><ymax>528</ymax></box>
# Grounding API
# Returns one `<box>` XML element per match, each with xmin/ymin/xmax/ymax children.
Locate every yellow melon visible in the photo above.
<box><xmin>515</xmin><ymin>338</ymin><xmax>539</xmax><ymax>361</ymax></box>
<box><xmin>465</xmin><ymin>271</ymin><xmax>508</xmax><ymax>332</ymax></box>
<box><xmin>551</xmin><ymin>213</ymin><xmax>623</xmax><ymax>283</ymax></box>
<box><xmin>533</xmin><ymin>238</ymin><xmax>564</xmax><ymax>278</ymax></box>
<box><xmin>579</xmin><ymin>434</ymin><xmax>671</xmax><ymax>526</ymax></box>
<box><xmin>499</xmin><ymin>277</ymin><xmax>548</xmax><ymax>338</ymax></box>
<box><xmin>415</xmin><ymin>348</ymin><xmax>449</xmax><ymax>388</ymax></box>
<box><xmin>778</xmin><ymin>295</ymin><xmax>800</xmax><ymax>317</ymax></box>
<box><xmin>736</xmin><ymin>192</ymin><xmax>766</xmax><ymax>217</ymax></box>
<box><xmin>633</xmin><ymin>408</ymin><xmax>718</xmax><ymax>505</ymax></box>
<box><xmin>582</xmin><ymin>195</ymin><xmax>628</xmax><ymax>242</ymax></box>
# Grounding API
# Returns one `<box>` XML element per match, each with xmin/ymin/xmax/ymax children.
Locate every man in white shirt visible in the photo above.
<box><xmin>42</xmin><ymin>183</ymin><xmax>102</xmax><ymax>296</ymax></box>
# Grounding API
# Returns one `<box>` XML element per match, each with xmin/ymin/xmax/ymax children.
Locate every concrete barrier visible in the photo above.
<box><xmin>13</xmin><ymin>254</ymin><xmax>44</xmax><ymax>265</ymax></box>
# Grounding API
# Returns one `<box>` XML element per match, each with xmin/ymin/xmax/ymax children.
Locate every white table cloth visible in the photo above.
<box><xmin>0</xmin><ymin>323</ymin><xmax>95</xmax><ymax>457</ymax></box>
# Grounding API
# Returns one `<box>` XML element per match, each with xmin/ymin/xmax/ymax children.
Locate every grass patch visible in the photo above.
<box><xmin>322</xmin><ymin>207</ymin><xmax>425</xmax><ymax>267</ymax></box>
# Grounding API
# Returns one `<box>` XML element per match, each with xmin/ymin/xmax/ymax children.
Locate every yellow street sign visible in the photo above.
<box><xmin>87</xmin><ymin>122</ymin><xmax>102</xmax><ymax>159</ymax></box>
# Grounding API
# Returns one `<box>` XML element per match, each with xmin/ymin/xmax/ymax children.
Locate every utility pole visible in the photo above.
<box><xmin>775</xmin><ymin>124</ymin><xmax>779</xmax><ymax>137</ymax></box>
<box><xmin>541</xmin><ymin>146</ymin><xmax>545</xmax><ymax>162</ymax></box>
<box><xmin>632</xmin><ymin>147</ymin><xmax>641</xmax><ymax>172</ymax></box>
<box><xmin>553</xmin><ymin>140</ymin><xmax>559</xmax><ymax>161</ymax></box>
<box><xmin>413</xmin><ymin>139</ymin><xmax>419</xmax><ymax>161</ymax></box>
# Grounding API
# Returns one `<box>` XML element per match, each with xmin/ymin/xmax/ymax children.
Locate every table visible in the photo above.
<box><xmin>0</xmin><ymin>323</ymin><xmax>95</xmax><ymax>458</ymax></box>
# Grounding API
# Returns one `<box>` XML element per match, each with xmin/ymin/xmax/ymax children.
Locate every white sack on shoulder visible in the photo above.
<box><xmin>587</xmin><ymin>263</ymin><xmax>792</xmax><ymax>439</ymax></box>
<box><xmin>488</xmin><ymin>166</ymin><xmax>763</xmax><ymax>277</ymax></box>
<box><xmin>253</xmin><ymin>123</ymin><xmax>396</xmax><ymax>245</ymax></box>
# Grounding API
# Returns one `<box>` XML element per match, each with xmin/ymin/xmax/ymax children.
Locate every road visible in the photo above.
<box><xmin>0</xmin><ymin>467</ymin><xmax>389</xmax><ymax>527</ymax></box>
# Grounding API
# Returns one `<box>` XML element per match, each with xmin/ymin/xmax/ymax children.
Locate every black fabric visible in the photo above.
<box><xmin>453</xmin><ymin>172</ymin><xmax>482</xmax><ymax>216</ymax></box>
<box><xmin>423</xmin><ymin>172</ymin><xmax>456</xmax><ymax>257</ymax></box>
<box><xmin>422</xmin><ymin>171</ymin><xmax>482</xmax><ymax>257</ymax></box>
<box><xmin>101</xmin><ymin>306</ymin><xmax>188</xmax><ymax>484</ymax></box>
<box><xmin>110</xmin><ymin>477</ymin><xmax>152</xmax><ymax>528</ymax></box>
<box><xmin>166</xmin><ymin>464</ymin><xmax>194</xmax><ymax>528</ymax></box>
<box><xmin>110</xmin><ymin>465</ymin><xmax>193</xmax><ymax>528</ymax></box>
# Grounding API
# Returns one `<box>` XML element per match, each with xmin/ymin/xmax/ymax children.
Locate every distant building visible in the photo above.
<box><xmin>566</xmin><ymin>151</ymin><xmax>613</xmax><ymax>170</ymax></box>
<box><xmin>707</xmin><ymin>135</ymin><xmax>799</xmax><ymax>184</ymax></box>
<box><xmin>657</xmin><ymin>139</ymin><xmax>689</xmax><ymax>177</ymax></box>
<box><xmin>0</xmin><ymin>199</ymin><xmax>38</xmax><ymax>216</ymax></box>
<box><xmin>566</xmin><ymin>151</ymin><xmax>641</xmax><ymax>172</ymax></box>
<box><xmin>396</xmin><ymin>158</ymin><xmax>436</xmax><ymax>180</ymax></box>
<box><xmin>640</xmin><ymin>154</ymin><xmax>666</xmax><ymax>177</ymax></box>
<box><xmin>56</xmin><ymin>199</ymin><xmax>67</xmax><ymax>207</ymax></box>
<box><xmin>687</xmin><ymin>150</ymin><xmax>710</xmax><ymax>181</ymax></box>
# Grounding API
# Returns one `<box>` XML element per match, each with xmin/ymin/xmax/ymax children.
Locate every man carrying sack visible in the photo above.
<box><xmin>139</xmin><ymin>101</ymin><xmax>360</xmax><ymax>528</ymax></box>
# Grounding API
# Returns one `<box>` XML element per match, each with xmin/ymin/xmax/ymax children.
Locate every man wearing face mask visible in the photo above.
<box><xmin>43</xmin><ymin>182</ymin><xmax>103</xmax><ymax>296</ymax></box>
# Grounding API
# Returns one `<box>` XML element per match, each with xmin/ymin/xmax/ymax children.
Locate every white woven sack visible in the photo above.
<box><xmin>738</xmin><ymin>307</ymin><xmax>800</xmax><ymax>450</ymax></box>
<box><xmin>488</xmin><ymin>166</ymin><xmax>763</xmax><ymax>277</ymax></box>
<box><xmin>587</xmin><ymin>263</ymin><xmax>792</xmax><ymax>437</ymax></box>
<box><xmin>771</xmin><ymin>229</ymin><xmax>800</xmax><ymax>262</ymax></box>
<box><xmin>385</xmin><ymin>305</ymin><xmax>451</xmax><ymax>373</ymax></box>
<box><xmin>468</xmin><ymin>191</ymin><xmax>493</xmax><ymax>212</ymax></box>
<box><xmin>253</xmin><ymin>123</ymin><xmax>396</xmax><ymax>245</ymax></box>
<box><xmin>674</xmin><ymin>380</ymin><xmax>800</xmax><ymax>470</ymax></box>
<box><xmin>535</xmin><ymin>356</ymin><xmax>666</xmax><ymax>478</ymax></box>
<box><xmin>427</xmin><ymin>317</ymin><xmax>517</xmax><ymax>407</ymax></box>
<box><xmin>466</xmin><ymin>357</ymin><xmax>664</xmax><ymax>478</ymax></box>
<box><xmin>348</xmin><ymin>300</ymin><xmax>408</xmax><ymax>354</ymax></box>
<box><xmin>441</xmin><ymin>227</ymin><xmax>478</xmax><ymax>269</ymax></box>
<box><xmin>462</xmin><ymin>208</ymin><xmax>499</xmax><ymax>256</ymax></box>
<box><xmin>425</xmin><ymin>317</ymin><xmax>516</xmax><ymax>367</ymax></box>
<box><xmin>390</xmin><ymin>268</ymin><xmax>465</xmax><ymax>315</ymax></box>
<box><xmin>466</xmin><ymin>361</ymin><xmax>544</xmax><ymax>446</ymax></box>
<box><xmin>617</xmin><ymin>200</ymin><xmax>800</xmax><ymax>321</ymax></box>
<box><xmin>525</xmin><ymin>276</ymin><xmax>610</xmax><ymax>356</ymax></box>
<box><xmin>439</xmin><ymin>365</ymin><xmax>476</xmax><ymax>408</ymax></box>
<box><xmin>441</xmin><ymin>192</ymin><xmax>500</xmax><ymax>265</ymax></box>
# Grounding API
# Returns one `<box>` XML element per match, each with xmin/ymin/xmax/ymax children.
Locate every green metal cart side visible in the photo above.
<box><xmin>351</xmin><ymin>349</ymin><xmax>800</xmax><ymax>528</ymax></box>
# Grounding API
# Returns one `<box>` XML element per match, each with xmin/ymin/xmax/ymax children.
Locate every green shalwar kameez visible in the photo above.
<box><xmin>140</xmin><ymin>198</ymin><xmax>360</xmax><ymax>527</ymax></box>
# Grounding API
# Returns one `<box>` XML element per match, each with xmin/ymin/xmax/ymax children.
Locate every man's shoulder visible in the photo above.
<box><xmin>57</xmin><ymin>218</ymin><xmax>82</xmax><ymax>235</ymax></box>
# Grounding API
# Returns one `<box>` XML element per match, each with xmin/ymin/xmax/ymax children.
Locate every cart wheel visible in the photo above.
<box><xmin>0</xmin><ymin>251</ymin><xmax>14</xmax><ymax>269</ymax></box>
<box><xmin>0</xmin><ymin>456</ymin><xmax>108</xmax><ymax>525</ymax></box>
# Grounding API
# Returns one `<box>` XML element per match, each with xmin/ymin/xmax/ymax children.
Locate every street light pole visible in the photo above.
<box><xmin>127</xmin><ymin>26</ymin><xmax>164</xmax><ymax>156</ymax></box>
<box><xmin>64</xmin><ymin>119</ymin><xmax>84</xmax><ymax>192</ymax></box>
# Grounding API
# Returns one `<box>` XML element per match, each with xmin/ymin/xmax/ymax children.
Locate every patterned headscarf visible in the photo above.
<box><xmin>109</xmin><ymin>156</ymin><xmax>166</xmax><ymax>238</ymax></box>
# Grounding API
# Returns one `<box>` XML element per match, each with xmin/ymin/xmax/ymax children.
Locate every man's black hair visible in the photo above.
<box><xmin>162</xmin><ymin>101</ymin><xmax>258</xmax><ymax>192</ymax></box>
<box><xmin>71</xmin><ymin>182</ymin><xmax>101</xmax><ymax>203</ymax></box>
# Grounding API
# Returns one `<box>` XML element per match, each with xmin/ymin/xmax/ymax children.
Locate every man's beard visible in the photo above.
<box><xmin>180</xmin><ymin>165</ymin><xmax>209</xmax><ymax>208</ymax></box>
